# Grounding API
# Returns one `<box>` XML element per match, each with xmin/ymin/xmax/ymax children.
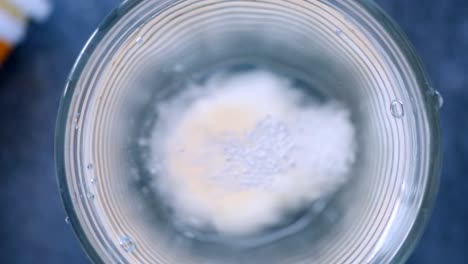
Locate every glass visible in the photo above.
<box><xmin>56</xmin><ymin>0</ymin><xmax>442</xmax><ymax>263</ymax></box>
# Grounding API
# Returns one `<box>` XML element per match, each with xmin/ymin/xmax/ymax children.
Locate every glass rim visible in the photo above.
<box><xmin>55</xmin><ymin>0</ymin><xmax>442</xmax><ymax>263</ymax></box>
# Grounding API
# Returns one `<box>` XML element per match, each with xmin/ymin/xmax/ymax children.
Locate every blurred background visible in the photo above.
<box><xmin>0</xmin><ymin>0</ymin><xmax>466</xmax><ymax>263</ymax></box>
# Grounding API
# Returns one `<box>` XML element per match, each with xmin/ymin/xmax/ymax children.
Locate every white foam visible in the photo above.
<box><xmin>147</xmin><ymin>70</ymin><xmax>356</xmax><ymax>236</ymax></box>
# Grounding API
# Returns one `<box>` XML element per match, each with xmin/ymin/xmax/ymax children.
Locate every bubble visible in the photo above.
<box><xmin>135</xmin><ymin>35</ymin><xmax>144</xmax><ymax>44</ymax></box>
<box><xmin>119</xmin><ymin>236</ymin><xmax>136</xmax><ymax>253</ymax></box>
<box><xmin>335</xmin><ymin>28</ymin><xmax>343</xmax><ymax>36</ymax></box>
<box><xmin>434</xmin><ymin>90</ymin><xmax>444</xmax><ymax>108</ymax></box>
<box><xmin>390</xmin><ymin>100</ymin><xmax>404</xmax><ymax>118</ymax></box>
<box><xmin>65</xmin><ymin>217</ymin><xmax>70</xmax><ymax>224</ymax></box>
<box><xmin>90</xmin><ymin>177</ymin><xmax>97</xmax><ymax>185</ymax></box>
<box><xmin>87</xmin><ymin>192</ymin><xmax>95</xmax><ymax>200</ymax></box>
<box><xmin>73</xmin><ymin>112</ymin><xmax>81</xmax><ymax>130</ymax></box>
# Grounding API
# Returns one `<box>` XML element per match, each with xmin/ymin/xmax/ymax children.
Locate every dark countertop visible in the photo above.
<box><xmin>0</xmin><ymin>0</ymin><xmax>466</xmax><ymax>263</ymax></box>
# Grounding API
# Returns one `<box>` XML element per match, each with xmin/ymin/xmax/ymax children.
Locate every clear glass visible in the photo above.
<box><xmin>56</xmin><ymin>0</ymin><xmax>442</xmax><ymax>263</ymax></box>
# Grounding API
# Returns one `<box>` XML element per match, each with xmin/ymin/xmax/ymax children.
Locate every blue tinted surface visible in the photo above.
<box><xmin>0</xmin><ymin>0</ymin><xmax>466</xmax><ymax>263</ymax></box>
